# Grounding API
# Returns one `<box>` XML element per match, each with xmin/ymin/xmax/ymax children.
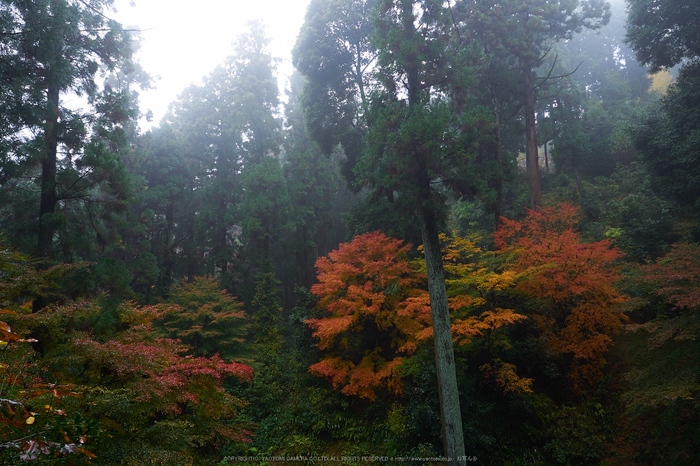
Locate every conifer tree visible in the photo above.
<box><xmin>282</xmin><ymin>72</ymin><xmax>342</xmax><ymax>290</ymax></box>
<box><xmin>293</xmin><ymin>0</ymin><xmax>377</xmax><ymax>185</ymax></box>
<box><xmin>251</xmin><ymin>261</ymin><xmax>284</xmax><ymax>352</ymax></box>
<box><xmin>0</xmin><ymin>0</ymin><xmax>140</xmax><ymax>261</ymax></box>
<box><xmin>455</xmin><ymin>0</ymin><xmax>610</xmax><ymax>209</ymax></box>
<box><xmin>357</xmin><ymin>1</ymin><xmax>488</xmax><ymax>462</ymax></box>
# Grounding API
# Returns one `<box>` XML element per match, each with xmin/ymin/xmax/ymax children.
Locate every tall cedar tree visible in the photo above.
<box><xmin>161</xmin><ymin>54</ymin><xmax>246</xmax><ymax>282</ymax></box>
<box><xmin>128</xmin><ymin>125</ymin><xmax>199</xmax><ymax>296</ymax></box>
<box><xmin>357</xmin><ymin>1</ymin><xmax>495</xmax><ymax>460</ymax></box>
<box><xmin>281</xmin><ymin>72</ymin><xmax>341</xmax><ymax>290</ymax></box>
<box><xmin>156</xmin><ymin>22</ymin><xmax>282</xmax><ymax>290</ymax></box>
<box><xmin>233</xmin><ymin>23</ymin><xmax>290</xmax><ymax>305</ymax></box>
<box><xmin>162</xmin><ymin>79</ymin><xmax>241</xmax><ymax>281</ymax></box>
<box><xmin>0</xmin><ymin>0</ymin><xmax>137</xmax><ymax>262</ymax></box>
<box><xmin>292</xmin><ymin>0</ymin><xmax>376</xmax><ymax>186</ymax></box>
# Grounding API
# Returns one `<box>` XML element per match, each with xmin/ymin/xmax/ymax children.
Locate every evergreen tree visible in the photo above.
<box><xmin>147</xmin><ymin>22</ymin><xmax>283</xmax><ymax>294</ymax></box>
<box><xmin>455</xmin><ymin>0</ymin><xmax>610</xmax><ymax>209</ymax></box>
<box><xmin>163</xmin><ymin>63</ymin><xmax>244</xmax><ymax>284</ymax></box>
<box><xmin>625</xmin><ymin>0</ymin><xmax>700</xmax><ymax>209</ymax></box>
<box><xmin>632</xmin><ymin>61</ymin><xmax>700</xmax><ymax>208</ymax></box>
<box><xmin>293</xmin><ymin>0</ymin><xmax>377</xmax><ymax>186</ymax></box>
<box><xmin>0</xmin><ymin>0</ymin><xmax>141</xmax><ymax>262</ymax></box>
<box><xmin>281</xmin><ymin>72</ymin><xmax>343</xmax><ymax>290</ymax></box>
<box><xmin>125</xmin><ymin>125</ymin><xmax>199</xmax><ymax>299</ymax></box>
<box><xmin>240</xmin><ymin>157</ymin><xmax>291</xmax><ymax>266</ymax></box>
<box><xmin>358</xmin><ymin>1</ymin><xmax>489</xmax><ymax>461</ymax></box>
<box><xmin>251</xmin><ymin>262</ymin><xmax>284</xmax><ymax>352</ymax></box>
<box><xmin>625</xmin><ymin>0</ymin><xmax>700</xmax><ymax>72</ymax></box>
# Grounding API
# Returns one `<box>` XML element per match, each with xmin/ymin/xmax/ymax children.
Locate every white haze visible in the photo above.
<box><xmin>112</xmin><ymin>0</ymin><xmax>312</xmax><ymax>129</ymax></box>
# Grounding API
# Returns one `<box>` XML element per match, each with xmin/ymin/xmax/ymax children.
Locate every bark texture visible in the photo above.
<box><xmin>418</xmin><ymin>206</ymin><xmax>466</xmax><ymax>466</ymax></box>
<box><xmin>524</xmin><ymin>65</ymin><xmax>542</xmax><ymax>210</ymax></box>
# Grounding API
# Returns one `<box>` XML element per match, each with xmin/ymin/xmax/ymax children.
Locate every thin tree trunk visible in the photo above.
<box><xmin>544</xmin><ymin>139</ymin><xmax>550</xmax><ymax>174</ymax></box>
<box><xmin>493</xmin><ymin>98</ymin><xmax>504</xmax><ymax>229</ymax></box>
<box><xmin>164</xmin><ymin>203</ymin><xmax>175</xmax><ymax>288</ymax></box>
<box><xmin>417</xmin><ymin>206</ymin><xmax>466</xmax><ymax>466</ymax></box>
<box><xmin>186</xmin><ymin>185</ymin><xmax>196</xmax><ymax>282</ymax></box>
<box><xmin>524</xmin><ymin>66</ymin><xmax>542</xmax><ymax>210</ymax></box>
<box><xmin>33</xmin><ymin>86</ymin><xmax>60</xmax><ymax>313</ymax></box>
<box><xmin>216</xmin><ymin>200</ymin><xmax>228</xmax><ymax>275</ymax></box>
<box><xmin>355</xmin><ymin>40</ymin><xmax>368</xmax><ymax>114</ymax></box>
<box><xmin>37</xmin><ymin>86</ymin><xmax>59</xmax><ymax>259</ymax></box>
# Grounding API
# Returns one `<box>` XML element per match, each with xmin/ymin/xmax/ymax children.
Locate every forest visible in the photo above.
<box><xmin>0</xmin><ymin>0</ymin><xmax>699</xmax><ymax>464</ymax></box>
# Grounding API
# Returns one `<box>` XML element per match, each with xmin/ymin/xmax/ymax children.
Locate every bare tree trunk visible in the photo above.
<box><xmin>37</xmin><ymin>86</ymin><xmax>59</xmax><ymax>259</ymax></box>
<box><xmin>493</xmin><ymin>99</ymin><xmax>504</xmax><ymax>229</ymax></box>
<box><xmin>186</xmin><ymin>182</ymin><xmax>197</xmax><ymax>282</ymax></box>
<box><xmin>33</xmin><ymin>86</ymin><xmax>60</xmax><ymax>313</ymax></box>
<box><xmin>417</xmin><ymin>206</ymin><xmax>466</xmax><ymax>466</ymax></box>
<box><xmin>524</xmin><ymin>66</ymin><xmax>542</xmax><ymax>210</ymax></box>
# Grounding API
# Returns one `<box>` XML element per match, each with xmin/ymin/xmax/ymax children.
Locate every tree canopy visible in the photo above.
<box><xmin>626</xmin><ymin>0</ymin><xmax>700</xmax><ymax>70</ymax></box>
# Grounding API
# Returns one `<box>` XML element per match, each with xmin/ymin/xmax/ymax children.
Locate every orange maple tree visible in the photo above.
<box><xmin>494</xmin><ymin>203</ymin><xmax>627</xmax><ymax>394</ymax></box>
<box><xmin>306</xmin><ymin>231</ymin><xmax>430</xmax><ymax>400</ymax></box>
<box><xmin>308</xmin><ymin>231</ymin><xmax>534</xmax><ymax>399</ymax></box>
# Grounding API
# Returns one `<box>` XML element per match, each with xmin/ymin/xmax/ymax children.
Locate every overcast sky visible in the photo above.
<box><xmin>112</xmin><ymin>0</ymin><xmax>312</xmax><ymax>129</ymax></box>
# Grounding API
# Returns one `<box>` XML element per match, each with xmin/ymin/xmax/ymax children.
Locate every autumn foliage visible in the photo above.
<box><xmin>308</xmin><ymin>231</ymin><xmax>534</xmax><ymax>399</ymax></box>
<box><xmin>439</xmin><ymin>235</ymin><xmax>529</xmax><ymax>349</ymax></box>
<box><xmin>3</xmin><ymin>298</ymin><xmax>253</xmax><ymax>464</ymax></box>
<box><xmin>0</xmin><ymin>314</ymin><xmax>92</xmax><ymax>462</ymax></box>
<box><xmin>307</xmin><ymin>231</ymin><xmax>430</xmax><ymax>400</ymax></box>
<box><xmin>495</xmin><ymin>203</ymin><xmax>627</xmax><ymax>393</ymax></box>
<box><xmin>384</xmin><ymin>234</ymin><xmax>533</xmax><ymax>395</ymax></box>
